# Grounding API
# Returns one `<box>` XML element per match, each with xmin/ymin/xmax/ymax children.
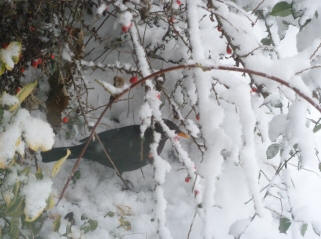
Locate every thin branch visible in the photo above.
<box><xmin>310</xmin><ymin>40</ymin><xmax>321</xmax><ymax>60</ymax></box>
<box><xmin>58</xmin><ymin>63</ymin><xmax>321</xmax><ymax>202</ymax></box>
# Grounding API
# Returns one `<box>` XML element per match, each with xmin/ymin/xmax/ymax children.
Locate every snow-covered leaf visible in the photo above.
<box><xmin>313</xmin><ymin>124</ymin><xmax>321</xmax><ymax>133</ymax></box>
<box><xmin>23</xmin><ymin>116</ymin><xmax>55</xmax><ymax>152</ymax></box>
<box><xmin>300</xmin><ymin>223</ymin><xmax>308</xmax><ymax>237</ymax></box>
<box><xmin>228</xmin><ymin>218</ymin><xmax>251</xmax><ymax>238</ymax></box>
<box><xmin>0</xmin><ymin>41</ymin><xmax>22</xmax><ymax>72</ymax></box>
<box><xmin>24</xmin><ymin>177</ymin><xmax>53</xmax><ymax>222</ymax></box>
<box><xmin>261</xmin><ymin>37</ymin><xmax>273</xmax><ymax>46</ymax></box>
<box><xmin>279</xmin><ymin>217</ymin><xmax>291</xmax><ymax>233</ymax></box>
<box><xmin>80</xmin><ymin>218</ymin><xmax>98</xmax><ymax>233</ymax></box>
<box><xmin>270</xmin><ymin>2</ymin><xmax>292</xmax><ymax>17</ymax></box>
<box><xmin>268</xmin><ymin>115</ymin><xmax>287</xmax><ymax>141</ymax></box>
<box><xmin>266</xmin><ymin>143</ymin><xmax>280</xmax><ymax>159</ymax></box>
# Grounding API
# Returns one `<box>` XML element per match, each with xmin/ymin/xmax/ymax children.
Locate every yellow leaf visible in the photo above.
<box><xmin>3</xmin><ymin>192</ymin><xmax>12</xmax><ymax>206</ymax></box>
<box><xmin>46</xmin><ymin>194</ymin><xmax>55</xmax><ymax>210</ymax></box>
<box><xmin>0</xmin><ymin>62</ymin><xmax>5</xmax><ymax>75</ymax></box>
<box><xmin>15</xmin><ymin>137</ymin><xmax>21</xmax><ymax>147</ymax></box>
<box><xmin>0</xmin><ymin>160</ymin><xmax>7</xmax><ymax>169</ymax></box>
<box><xmin>25</xmin><ymin>208</ymin><xmax>44</xmax><ymax>222</ymax></box>
<box><xmin>51</xmin><ymin>149</ymin><xmax>71</xmax><ymax>177</ymax></box>
<box><xmin>9</xmin><ymin>80</ymin><xmax>38</xmax><ymax>112</ymax></box>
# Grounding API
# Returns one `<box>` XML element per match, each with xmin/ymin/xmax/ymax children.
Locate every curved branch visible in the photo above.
<box><xmin>58</xmin><ymin>63</ymin><xmax>321</xmax><ymax>203</ymax></box>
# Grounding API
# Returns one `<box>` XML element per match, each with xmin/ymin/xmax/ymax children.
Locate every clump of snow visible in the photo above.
<box><xmin>118</xmin><ymin>11</ymin><xmax>132</xmax><ymax>27</ymax></box>
<box><xmin>229</xmin><ymin>218</ymin><xmax>251</xmax><ymax>238</ymax></box>
<box><xmin>96</xmin><ymin>79</ymin><xmax>129</xmax><ymax>95</ymax></box>
<box><xmin>0</xmin><ymin>126</ymin><xmax>21</xmax><ymax>166</ymax></box>
<box><xmin>186</xmin><ymin>119</ymin><xmax>200</xmax><ymax>137</ymax></box>
<box><xmin>0</xmin><ymin>106</ymin><xmax>55</xmax><ymax>167</ymax></box>
<box><xmin>97</xmin><ymin>3</ymin><xmax>107</xmax><ymax>15</ymax></box>
<box><xmin>0</xmin><ymin>41</ymin><xmax>21</xmax><ymax>70</ymax></box>
<box><xmin>14</xmin><ymin>109</ymin><xmax>55</xmax><ymax>152</ymax></box>
<box><xmin>23</xmin><ymin>116</ymin><xmax>55</xmax><ymax>152</ymax></box>
<box><xmin>23</xmin><ymin>177</ymin><xmax>53</xmax><ymax>221</ymax></box>
<box><xmin>62</xmin><ymin>44</ymin><xmax>73</xmax><ymax>62</ymax></box>
<box><xmin>269</xmin><ymin>114</ymin><xmax>288</xmax><ymax>142</ymax></box>
<box><xmin>151</xmin><ymin>132</ymin><xmax>171</xmax><ymax>184</ymax></box>
<box><xmin>1</xmin><ymin>92</ymin><xmax>19</xmax><ymax>106</ymax></box>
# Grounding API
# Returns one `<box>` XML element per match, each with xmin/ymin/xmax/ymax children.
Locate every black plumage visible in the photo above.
<box><xmin>41</xmin><ymin>120</ymin><xmax>187</xmax><ymax>173</ymax></box>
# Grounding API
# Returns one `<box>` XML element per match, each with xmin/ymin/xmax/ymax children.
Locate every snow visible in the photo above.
<box><xmin>0</xmin><ymin>41</ymin><xmax>21</xmax><ymax>70</ymax></box>
<box><xmin>0</xmin><ymin>92</ymin><xmax>18</xmax><ymax>106</ymax></box>
<box><xmin>185</xmin><ymin>119</ymin><xmax>199</xmax><ymax>137</ymax></box>
<box><xmin>4</xmin><ymin>0</ymin><xmax>321</xmax><ymax>238</ymax></box>
<box><xmin>23</xmin><ymin>176</ymin><xmax>53</xmax><ymax>221</ymax></box>
<box><xmin>119</xmin><ymin>11</ymin><xmax>132</xmax><ymax>27</ymax></box>
<box><xmin>96</xmin><ymin>79</ymin><xmax>130</xmax><ymax>95</ymax></box>
<box><xmin>22</xmin><ymin>113</ymin><xmax>55</xmax><ymax>152</ymax></box>
<box><xmin>97</xmin><ymin>3</ymin><xmax>107</xmax><ymax>15</ymax></box>
<box><xmin>0</xmin><ymin>126</ymin><xmax>21</xmax><ymax>166</ymax></box>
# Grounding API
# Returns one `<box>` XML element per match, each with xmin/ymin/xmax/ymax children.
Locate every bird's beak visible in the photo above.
<box><xmin>177</xmin><ymin>131</ymin><xmax>190</xmax><ymax>139</ymax></box>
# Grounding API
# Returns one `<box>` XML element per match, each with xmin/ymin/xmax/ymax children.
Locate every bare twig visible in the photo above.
<box><xmin>310</xmin><ymin>40</ymin><xmax>321</xmax><ymax>60</ymax></box>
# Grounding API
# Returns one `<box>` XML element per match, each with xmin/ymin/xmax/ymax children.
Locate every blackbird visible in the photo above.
<box><xmin>41</xmin><ymin>120</ymin><xmax>188</xmax><ymax>173</ymax></box>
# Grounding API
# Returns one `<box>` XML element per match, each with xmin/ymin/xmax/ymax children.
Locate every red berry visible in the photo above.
<box><xmin>2</xmin><ymin>43</ymin><xmax>9</xmax><ymax>49</ymax></box>
<box><xmin>130</xmin><ymin>76</ymin><xmax>138</xmax><ymax>84</ymax></box>
<box><xmin>50</xmin><ymin>54</ymin><xmax>55</xmax><ymax>60</ymax></box>
<box><xmin>217</xmin><ymin>26</ymin><xmax>222</xmax><ymax>32</ymax></box>
<box><xmin>121</xmin><ymin>23</ymin><xmax>132</xmax><ymax>33</ymax></box>
<box><xmin>62</xmin><ymin>117</ymin><xmax>69</xmax><ymax>123</ymax></box>
<box><xmin>196</xmin><ymin>113</ymin><xmax>200</xmax><ymax>121</ymax></box>
<box><xmin>226</xmin><ymin>45</ymin><xmax>232</xmax><ymax>55</ymax></box>
<box><xmin>16</xmin><ymin>87</ymin><xmax>21</xmax><ymax>94</ymax></box>
<box><xmin>20</xmin><ymin>67</ymin><xmax>25</xmax><ymax>73</ymax></box>
<box><xmin>194</xmin><ymin>190</ymin><xmax>199</xmax><ymax>197</ymax></box>
<box><xmin>156</xmin><ymin>93</ymin><xmax>161</xmax><ymax>100</ymax></box>
<box><xmin>31</xmin><ymin>60</ymin><xmax>38</xmax><ymax>68</ymax></box>
<box><xmin>36</xmin><ymin>58</ymin><xmax>43</xmax><ymax>65</ymax></box>
<box><xmin>176</xmin><ymin>0</ymin><xmax>182</xmax><ymax>5</ymax></box>
<box><xmin>251</xmin><ymin>87</ymin><xmax>257</xmax><ymax>93</ymax></box>
<box><xmin>185</xmin><ymin>176</ymin><xmax>191</xmax><ymax>183</ymax></box>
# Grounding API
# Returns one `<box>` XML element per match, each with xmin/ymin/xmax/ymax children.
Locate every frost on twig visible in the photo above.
<box><xmin>187</xmin><ymin>0</ymin><xmax>225</xmax><ymax>237</ymax></box>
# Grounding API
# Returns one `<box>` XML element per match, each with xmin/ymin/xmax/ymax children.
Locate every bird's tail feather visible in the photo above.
<box><xmin>41</xmin><ymin>144</ymin><xmax>84</xmax><ymax>162</ymax></box>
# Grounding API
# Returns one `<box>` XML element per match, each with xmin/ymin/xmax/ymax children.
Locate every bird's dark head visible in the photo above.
<box><xmin>154</xmin><ymin>119</ymin><xmax>189</xmax><ymax>139</ymax></box>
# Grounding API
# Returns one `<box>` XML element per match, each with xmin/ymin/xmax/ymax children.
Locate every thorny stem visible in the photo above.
<box><xmin>58</xmin><ymin>63</ymin><xmax>321</xmax><ymax>203</ymax></box>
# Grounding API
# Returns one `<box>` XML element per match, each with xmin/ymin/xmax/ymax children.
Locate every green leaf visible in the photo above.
<box><xmin>270</xmin><ymin>2</ymin><xmax>292</xmax><ymax>17</ymax></box>
<box><xmin>105</xmin><ymin>211</ymin><xmax>115</xmax><ymax>217</ymax></box>
<box><xmin>313</xmin><ymin>124</ymin><xmax>321</xmax><ymax>133</ymax></box>
<box><xmin>0</xmin><ymin>107</ymin><xmax>3</xmax><ymax>123</ymax></box>
<box><xmin>9</xmin><ymin>217</ymin><xmax>20</xmax><ymax>239</ymax></box>
<box><xmin>279</xmin><ymin>217</ymin><xmax>291</xmax><ymax>233</ymax></box>
<box><xmin>53</xmin><ymin>215</ymin><xmax>61</xmax><ymax>232</ymax></box>
<box><xmin>81</xmin><ymin>219</ymin><xmax>98</xmax><ymax>233</ymax></box>
<box><xmin>266</xmin><ymin>143</ymin><xmax>280</xmax><ymax>159</ymax></box>
<box><xmin>6</xmin><ymin>196</ymin><xmax>24</xmax><ymax>217</ymax></box>
<box><xmin>300</xmin><ymin>223</ymin><xmax>308</xmax><ymax>237</ymax></box>
<box><xmin>261</xmin><ymin>37</ymin><xmax>273</xmax><ymax>46</ymax></box>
